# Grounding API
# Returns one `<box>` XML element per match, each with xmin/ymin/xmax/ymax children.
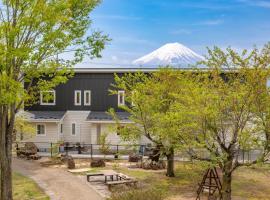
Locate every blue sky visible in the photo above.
<box><xmin>77</xmin><ymin>0</ymin><xmax>270</xmax><ymax>68</ymax></box>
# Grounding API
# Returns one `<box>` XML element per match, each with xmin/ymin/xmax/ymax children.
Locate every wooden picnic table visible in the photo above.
<box><xmin>86</xmin><ymin>173</ymin><xmax>104</xmax><ymax>182</ymax></box>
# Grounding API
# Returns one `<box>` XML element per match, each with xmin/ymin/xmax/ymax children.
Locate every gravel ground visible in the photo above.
<box><xmin>12</xmin><ymin>157</ymin><xmax>103</xmax><ymax>200</ymax></box>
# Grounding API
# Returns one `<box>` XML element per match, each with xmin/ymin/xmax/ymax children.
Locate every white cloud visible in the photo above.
<box><xmin>111</xmin><ymin>55</ymin><xmax>118</xmax><ymax>62</ymax></box>
<box><xmin>170</xmin><ymin>29</ymin><xmax>191</xmax><ymax>35</ymax></box>
<box><xmin>237</xmin><ymin>0</ymin><xmax>270</xmax><ymax>8</ymax></box>
<box><xmin>116</xmin><ymin>36</ymin><xmax>157</xmax><ymax>46</ymax></box>
<box><xmin>195</xmin><ymin>19</ymin><xmax>224</xmax><ymax>26</ymax></box>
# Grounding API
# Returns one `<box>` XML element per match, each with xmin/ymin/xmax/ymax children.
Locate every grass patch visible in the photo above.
<box><xmin>108</xmin><ymin>188</ymin><xmax>166</xmax><ymax>200</ymax></box>
<box><xmin>108</xmin><ymin>161</ymin><xmax>270</xmax><ymax>200</ymax></box>
<box><xmin>13</xmin><ymin>172</ymin><xmax>49</xmax><ymax>200</ymax></box>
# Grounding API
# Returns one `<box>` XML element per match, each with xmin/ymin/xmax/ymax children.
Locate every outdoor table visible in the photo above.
<box><xmin>104</xmin><ymin>174</ymin><xmax>119</xmax><ymax>183</ymax></box>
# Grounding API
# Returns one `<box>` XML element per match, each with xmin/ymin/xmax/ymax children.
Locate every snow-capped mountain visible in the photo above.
<box><xmin>132</xmin><ymin>42</ymin><xmax>204</xmax><ymax>68</ymax></box>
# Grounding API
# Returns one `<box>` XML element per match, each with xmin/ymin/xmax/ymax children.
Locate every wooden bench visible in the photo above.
<box><xmin>106</xmin><ymin>179</ymin><xmax>138</xmax><ymax>190</ymax></box>
<box><xmin>86</xmin><ymin>173</ymin><xmax>104</xmax><ymax>182</ymax></box>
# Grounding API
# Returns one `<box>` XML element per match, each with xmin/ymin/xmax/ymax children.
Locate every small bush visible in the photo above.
<box><xmin>108</xmin><ymin>188</ymin><xmax>165</xmax><ymax>200</ymax></box>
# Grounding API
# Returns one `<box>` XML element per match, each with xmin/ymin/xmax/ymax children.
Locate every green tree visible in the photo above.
<box><xmin>13</xmin><ymin>116</ymin><xmax>35</xmax><ymax>141</ymax></box>
<box><xmin>0</xmin><ymin>0</ymin><xmax>110</xmax><ymax>199</ymax></box>
<box><xmin>180</xmin><ymin>45</ymin><xmax>270</xmax><ymax>200</ymax></box>
<box><xmin>109</xmin><ymin>68</ymin><xmax>198</xmax><ymax>177</ymax></box>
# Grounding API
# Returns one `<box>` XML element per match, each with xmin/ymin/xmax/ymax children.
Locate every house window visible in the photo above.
<box><xmin>84</xmin><ymin>90</ymin><xmax>91</xmax><ymax>106</ymax></box>
<box><xmin>74</xmin><ymin>90</ymin><xmax>81</xmax><ymax>106</ymax></box>
<box><xmin>118</xmin><ymin>90</ymin><xmax>125</xmax><ymax>106</ymax></box>
<box><xmin>116</xmin><ymin>126</ymin><xmax>124</xmax><ymax>136</ymax></box>
<box><xmin>267</xmin><ymin>78</ymin><xmax>270</xmax><ymax>88</ymax></box>
<box><xmin>60</xmin><ymin>123</ymin><xmax>63</xmax><ymax>134</ymax></box>
<box><xmin>40</xmin><ymin>90</ymin><xmax>56</xmax><ymax>105</ymax></box>
<box><xmin>36</xmin><ymin>124</ymin><xmax>45</xmax><ymax>136</ymax></box>
<box><xmin>71</xmin><ymin>123</ymin><xmax>76</xmax><ymax>135</ymax></box>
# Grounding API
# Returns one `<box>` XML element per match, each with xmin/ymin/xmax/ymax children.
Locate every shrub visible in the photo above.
<box><xmin>108</xmin><ymin>188</ymin><xmax>165</xmax><ymax>200</ymax></box>
<box><xmin>90</xmin><ymin>159</ymin><xmax>106</xmax><ymax>167</ymax></box>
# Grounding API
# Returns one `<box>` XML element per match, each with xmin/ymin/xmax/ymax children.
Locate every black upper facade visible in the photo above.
<box><xmin>25</xmin><ymin>68</ymin><xmax>155</xmax><ymax>112</ymax></box>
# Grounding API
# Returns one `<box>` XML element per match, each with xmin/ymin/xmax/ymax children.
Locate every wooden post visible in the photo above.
<box><xmin>50</xmin><ymin>142</ymin><xmax>53</xmax><ymax>158</ymax></box>
<box><xmin>90</xmin><ymin>144</ymin><xmax>93</xmax><ymax>159</ymax></box>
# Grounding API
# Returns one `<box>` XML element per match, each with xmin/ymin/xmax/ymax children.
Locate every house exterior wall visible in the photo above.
<box><xmin>23</xmin><ymin>122</ymin><xmax>59</xmax><ymax>143</ymax></box>
<box><xmin>61</xmin><ymin>111</ymin><xmax>92</xmax><ymax>144</ymax></box>
<box><xmin>23</xmin><ymin>70</ymin><xmax>153</xmax><ymax>147</ymax></box>
<box><xmin>22</xmin><ymin>122</ymin><xmax>59</xmax><ymax>149</ymax></box>
<box><xmin>25</xmin><ymin>72</ymin><xmax>125</xmax><ymax>112</ymax></box>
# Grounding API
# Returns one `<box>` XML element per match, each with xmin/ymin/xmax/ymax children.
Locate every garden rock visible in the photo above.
<box><xmin>140</xmin><ymin>160</ymin><xmax>166</xmax><ymax>170</ymax></box>
<box><xmin>90</xmin><ymin>159</ymin><xmax>106</xmax><ymax>167</ymax></box>
<box><xmin>25</xmin><ymin>142</ymin><xmax>38</xmax><ymax>154</ymax></box>
<box><xmin>129</xmin><ymin>154</ymin><xmax>142</xmax><ymax>162</ymax></box>
<box><xmin>66</xmin><ymin>156</ymin><xmax>75</xmax><ymax>169</ymax></box>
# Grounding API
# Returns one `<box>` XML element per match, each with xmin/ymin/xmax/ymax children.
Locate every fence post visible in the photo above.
<box><xmin>90</xmin><ymin>144</ymin><xmax>93</xmax><ymax>160</ymax></box>
<box><xmin>50</xmin><ymin>142</ymin><xmax>53</xmax><ymax>158</ymax></box>
<box><xmin>65</xmin><ymin>143</ymin><xmax>68</xmax><ymax>156</ymax></box>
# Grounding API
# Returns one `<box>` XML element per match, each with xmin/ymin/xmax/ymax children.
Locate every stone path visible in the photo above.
<box><xmin>12</xmin><ymin>158</ymin><xmax>103</xmax><ymax>200</ymax></box>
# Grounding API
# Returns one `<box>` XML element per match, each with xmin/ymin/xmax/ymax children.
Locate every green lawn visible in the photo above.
<box><xmin>108</xmin><ymin>161</ymin><xmax>270</xmax><ymax>200</ymax></box>
<box><xmin>13</xmin><ymin>172</ymin><xmax>49</xmax><ymax>200</ymax></box>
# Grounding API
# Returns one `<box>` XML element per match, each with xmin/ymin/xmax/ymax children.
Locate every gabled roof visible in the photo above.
<box><xmin>22</xmin><ymin>111</ymin><xmax>66</xmax><ymax>122</ymax></box>
<box><xmin>87</xmin><ymin>111</ymin><xmax>131</xmax><ymax>123</ymax></box>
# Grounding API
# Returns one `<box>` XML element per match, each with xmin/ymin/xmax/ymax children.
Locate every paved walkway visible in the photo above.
<box><xmin>12</xmin><ymin>158</ymin><xmax>103</xmax><ymax>200</ymax></box>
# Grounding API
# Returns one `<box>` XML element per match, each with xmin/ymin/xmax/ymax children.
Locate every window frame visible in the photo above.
<box><xmin>60</xmin><ymin>123</ymin><xmax>63</xmax><ymax>134</ymax></box>
<box><xmin>40</xmin><ymin>90</ymin><xmax>56</xmax><ymax>106</ymax></box>
<box><xmin>36</xmin><ymin>124</ymin><xmax>46</xmax><ymax>136</ymax></box>
<box><xmin>74</xmin><ymin>90</ymin><xmax>81</xmax><ymax>106</ymax></box>
<box><xmin>71</xmin><ymin>123</ymin><xmax>76</xmax><ymax>136</ymax></box>
<box><xmin>84</xmin><ymin>90</ymin><xmax>91</xmax><ymax>106</ymax></box>
<box><xmin>118</xmin><ymin>90</ymin><xmax>125</xmax><ymax>106</ymax></box>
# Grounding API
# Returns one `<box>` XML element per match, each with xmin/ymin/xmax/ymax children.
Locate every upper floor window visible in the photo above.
<box><xmin>36</xmin><ymin>124</ymin><xmax>46</xmax><ymax>136</ymax></box>
<box><xmin>40</xmin><ymin>90</ymin><xmax>56</xmax><ymax>105</ymax></box>
<box><xmin>84</xmin><ymin>90</ymin><xmax>91</xmax><ymax>106</ymax></box>
<box><xmin>74</xmin><ymin>90</ymin><xmax>81</xmax><ymax>106</ymax></box>
<box><xmin>118</xmin><ymin>90</ymin><xmax>125</xmax><ymax>106</ymax></box>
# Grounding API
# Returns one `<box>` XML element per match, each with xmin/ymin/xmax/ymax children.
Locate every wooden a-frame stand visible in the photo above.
<box><xmin>196</xmin><ymin>167</ymin><xmax>223</xmax><ymax>200</ymax></box>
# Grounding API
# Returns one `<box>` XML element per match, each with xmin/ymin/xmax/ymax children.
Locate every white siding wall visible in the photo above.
<box><xmin>101</xmin><ymin>124</ymin><xmax>122</xmax><ymax>145</ymax></box>
<box><xmin>24</xmin><ymin>111</ymin><xmax>151</xmax><ymax>147</ymax></box>
<box><xmin>90</xmin><ymin>124</ymin><xmax>98</xmax><ymax>144</ymax></box>
<box><xmin>62</xmin><ymin>111</ymin><xmax>91</xmax><ymax>144</ymax></box>
<box><xmin>23</xmin><ymin>122</ymin><xmax>59</xmax><ymax>143</ymax></box>
<box><xmin>23</xmin><ymin>122</ymin><xmax>59</xmax><ymax>149</ymax></box>
<box><xmin>90</xmin><ymin>123</ymin><xmax>152</xmax><ymax>145</ymax></box>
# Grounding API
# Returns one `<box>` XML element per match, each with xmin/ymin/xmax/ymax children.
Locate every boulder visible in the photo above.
<box><xmin>128</xmin><ymin>154</ymin><xmax>142</xmax><ymax>162</ymax></box>
<box><xmin>141</xmin><ymin>160</ymin><xmax>166</xmax><ymax>170</ymax></box>
<box><xmin>24</xmin><ymin>142</ymin><xmax>38</xmax><ymax>155</ymax></box>
<box><xmin>66</xmin><ymin>156</ymin><xmax>75</xmax><ymax>169</ymax></box>
<box><xmin>90</xmin><ymin>159</ymin><xmax>105</xmax><ymax>167</ymax></box>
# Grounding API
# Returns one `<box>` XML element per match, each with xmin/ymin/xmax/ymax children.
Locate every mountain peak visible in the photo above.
<box><xmin>132</xmin><ymin>42</ymin><xmax>204</xmax><ymax>67</ymax></box>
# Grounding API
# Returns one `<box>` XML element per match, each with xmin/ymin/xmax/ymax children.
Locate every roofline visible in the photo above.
<box><xmin>74</xmin><ymin>68</ymin><xmax>159</xmax><ymax>73</ymax></box>
<box><xmin>87</xmin><ymin>120</ymin><xmax>133</xmax><ymax>124</ymax></box>
<box><xmin>28</xmin><ymin>119</ymin><xmax>61</xmax><ymax>123</ymax></box>
<box><xmin>73</xmin><ymin>67</ymin><xmax>247</xmax><ymax>74</ymax></box>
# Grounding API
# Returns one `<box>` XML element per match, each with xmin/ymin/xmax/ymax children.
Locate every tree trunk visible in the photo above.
<box><xmin>166</xmin><ymin>148</ymin><xmax>175</xmax><ymax>177</ymax></box>
<box><xmin>222</xmin><ymin>172</ymin><xmax>232</xmax><ymax>200</ymax></box>
<box><xmin>222</xmin><ymin>160</ymin><xmax>233</xmax><ymax>200</ymax></box>
<box><xmin>0</xmin><ymin>106</ymin><xmax>14</xmax><ymax>200</ymax></box>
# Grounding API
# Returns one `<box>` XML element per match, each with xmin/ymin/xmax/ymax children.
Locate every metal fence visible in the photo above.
<box><xmin>14</xmin><ymin>141</ymin><xmax>266</xmax><ymax>163</ymax></box>
<box><xmin>15</xmin><ymin>142</ymin><xmax>147</xmax><ymax>159</ymax></box>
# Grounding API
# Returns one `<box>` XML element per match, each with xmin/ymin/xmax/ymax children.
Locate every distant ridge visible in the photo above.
<box><xmin>132</xmin><ymin>42</ymin><xmax>204</xmax><ymax>68</ymax></box>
